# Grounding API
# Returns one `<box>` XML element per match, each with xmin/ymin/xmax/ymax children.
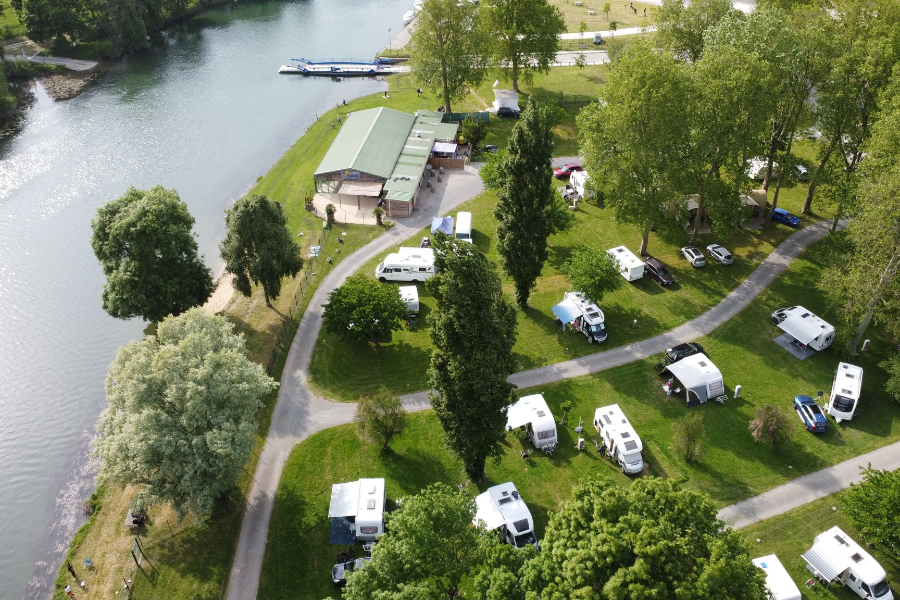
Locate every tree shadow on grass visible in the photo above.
<box><xmin>380</xmin><ymin>446</ymin><xmax>461</xmax><ymax>497</ymax></box>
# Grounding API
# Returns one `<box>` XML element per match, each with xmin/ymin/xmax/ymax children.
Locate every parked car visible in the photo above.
<box><xmin>655</xmin><ymin>342</ymin><xmax>705</xmax><ymax>373</ymax></box>
<box><xmin>771</xmin><ymin>207</ymin><xmax>800</xmax><ymax>227</ymax></box>
<box><xmin>706</xmin><ymin>244</ymin><xmax>734</xmax><ymax>265</ymax></box>
<box><xmin>793</xmin><ymin>164</ymin><xmax>810</xmax><ymax>181</ymax></box>
<box><xmin>747</xmin><ymin>157</ymin><xmax>781</xmax><ymax>180</ymax></box>
<box><xmin>644</xmin><ymin>257</ymin><xmax>675</xmax><ymax>286</ymax></box>
<box><xmin>681</xmin><ymin>246</ymin><xmax>706</xmax><ymax>268</ymax></box>
<box><xmin>497</xmin><ymin>107</ymin><xmax>520</xmax><ymax>118</ymax></box>
<box><xmin>771</xmin><ymin>306</ymin><xmax>797</xmax><ymax>324</ymax></box>
<box><xmin>794</xmin><ymin>395</ymin><xmax>829</xmax><ymax>433</ymax></box>
<box><xmin>484</xmin><ymin>144</ymin><xmax>499</xmax><ymax>153</ymax></box>
<box><xmin>553</xmin><ymin>163</ymin><xmax>582</xmax><ymax>179</ymax></box>
<box><xmin>332</xmin><ymin>557</ymin><xmax>370</xmax><ymax>585</ymax></box>
<box><xmin>593</xmin><ymin>33</ymin><xmax>603</xmax><ymax>44</ymax></box>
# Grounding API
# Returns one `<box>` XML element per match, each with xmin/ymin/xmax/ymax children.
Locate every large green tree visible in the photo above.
<box><xmin>427</xmin><ymin>235</ymin><xmax>517</xmax><ymax>480</ymax></box>
<box><xmin>219</xmin><ymin>194</ymin><xmax>303</xmax><ymax>307</ymax></box>
<box><xmin>480</xmin><ymin>0</ymin><xmax>565</xmax><ymax>93</ymax></box>
<box><xmin>653</xmin><ymin>0</ymin><xmax>735</xmax><ymax>62</ymax></box>
<box><xmin>494</xmin><ymin>101</ymin><xmax>561</xmax><ymax>307</ymax></box>
<box><xmin>841</xmin><ymin>465</ymin><xmax>900</xmax><ymax>556</ymax></box>
<box><xmin>578</xmin><ymin>40</ymin><xmax>691</xmax><ymax>255</ymax></box>
<box><xmin>92</xmin><ymin>308</ymin><xmax>276</xmax><ymax>518</ymax></box>
<box><xmin>322</xmin><ymin>274</ymin><xmax>409</xmax><ymax>342</ymax></box>
<box><xmin>562</xmin><ymin>245</ymin><xmax>620</xmax><ymax>304</ymax></box>
<box><xmin>354</xmin><ymin>386</ymin><xmax>408</xmax><ymax>452</ymax></box>
<box><xmin>519</xmin><ymin>477</ymin><xmax>767</xmax><ymax>600</ymax></box>
<box><xmin>409</xmin><ymin>0</ymin><xmax>488</xmax><ymax>113</ymax></box>
<box><xmin>91</xmin><ymin>185</ymin><xmax>214</xmax><ymax>323</ymax></box>
<box><xmin>343</xmin><ymin>483</ymin><xmax>487</xmax><ymax>600</ymax></box>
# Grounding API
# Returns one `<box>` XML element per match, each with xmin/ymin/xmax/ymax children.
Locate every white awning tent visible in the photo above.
<box><xmin>665</xmin><ymin>353</ymin><xmax>725</xmax><ymax>406</ymax></box>
<box><xmin>328</xmin><ymin>481</ymin><xmax>361</xmax><ymax>518</ymax></box>
<box><xmin>474</xmin><ymin>492</ymin><xmax>506</xmax><ymax>530</ymax></box>
<box><xmin>431</xmin><ymin>216</ymin><xmax>454</xmax><ymax>235</ymax></box>
<box><xmin>778</xmin><ymin>313</ymin><xmax>825</xmax><ymax>345</ymax></box>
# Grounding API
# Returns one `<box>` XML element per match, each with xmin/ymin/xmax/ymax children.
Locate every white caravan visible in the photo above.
<box><xmin>551</xmin><ymin>291</ymin><xmax>607</xmax><ymax>344</ymax></box>
<box><xmin>375</xmin><ymin>247</ymin><xmax>436</xmax><ymax>282</ymax></box>
<box><xmin>607</xmin><ymin>246</ymin><xmax>644</xmax><ymax>281</ymax></box>
<box><xmin>827</xmin><ymin>362</ymin><xmax>863</xmax><ymax>423</ymax></box>
<box><xmin>570</xmin><ymin>170</ymin><xmax>595</xmax><ymax>201</ymax></box>
<box><xmin>398</xmin><ymin>285</ymin><xmax>419</xmax><ymax>314</ymax></box>
<box><xmin>593</xmin><ymin>404</ymin><xmax>644</xmax><ymax>474</ymax></box>
<box><xmin>327</xmin><ymin>478</ymin><xmax>386</xmax><ymax>541</ymax></box>
<box><xmin>771</xmin><ymin>305</ymin><xmax>836</xmax><ymax>351</ymax></box>
<box><xmin>473</xmin><ymin>482</ymin><xmax>538</xmax><ymax>549</ymax></box>
<box><xmin>802</xmin><ymin>526</ymin><xmax>894</xmax><ymax>600</ymax></box>
<box><xmin>455</xmin><ymin>211</ymin><xmax>473</xmax><ymax>243</ymax></box>
<box><xmin>506</xmin><ymin>393</ymin><xmax>558</xmax><ymax>450</ymax></box>
<box><xmin>753</xmin><ymin>555</ymin><xmax>801</xmax><ymax>600</ymax></box>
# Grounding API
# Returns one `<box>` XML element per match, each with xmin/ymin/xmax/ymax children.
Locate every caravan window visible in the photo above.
<box><xmin>359</xmin><ymin>526</ymin><xmax>378</xmax><ymax>535</ymax></box>
<box><xmin>537</xmin><ymin>429</ymin><xmax>555</xmax><ymax>440</ymax></box>
<box><xmin>709</xmin><ymin>380</ymin><xmax>724</xmax><ymax>394</ymax></box>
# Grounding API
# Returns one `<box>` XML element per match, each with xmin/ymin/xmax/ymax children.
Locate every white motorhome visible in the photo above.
<box><xmin>594</xmin><ymin>404</ymin><xmax>644</xmax><ymax>474</ymax></box>
<box><xmin>753</xmin><ymin>555</ymin><xmax>802</xmax><ymax>600</ymax></box>
<box><xmin>473</xmin><ymin>482</ymin><xmax>538</xmax><ymax>549</ymax></box>
<box><xmin>771</xmin><ymin>306</ymin><xmax>836</xmax><ymax>352</ymax></box>
<box><xmin>551</xmin><ymin>291</ymin><xmax>607</xmax><ymax>343</ymax></box>
<box><xmin>398</xmin><ymin>285</ymin><xmax>419</xmax><ymax>314</ymax></box>
<box><xmin>455</xmin><ymin>211</ymin><xmax>473</xmax><ymax>243</ymax></box>
<box><xmin>802</xmin><ymin>526</ymin><xmax>894</xmax><ymax>600</ymax></box>
<box><xmin>828</xmin><ymin>362</ymin><xmax>863</xmax><ymax>423</ymax></box>
<box><xmin>327</xmin><ymin>478</ymin><xmax>386</xmax><ymax>541</ymax></box>
<box><xmin>570</xmin><ymin>170</ymin><xmax>595</xmax><ymax>201</ymax></box>
<box><xmin>506</xmin><ymin>394</ymin><xmax>558</xmax><ymax>450</ymax></box>
<box><xmin>607</xmin><ymin>246</ymin><xmax>645</xmax><ymax>281</ymax></box>
<box><xmin>375</xmin><ymin>247</ymin><xmax>436</xmax><ymax>282</ymax></box>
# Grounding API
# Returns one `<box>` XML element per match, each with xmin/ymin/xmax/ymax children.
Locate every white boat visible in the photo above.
<box><xmin>278</xmin><ymin>58</ymin><xmax>407</xmax><ymax>76</ymax></box>
<box><xmin>403</xmin><ymin>9</ymin><xmax>417</xmax><ymax>24</ymax></box>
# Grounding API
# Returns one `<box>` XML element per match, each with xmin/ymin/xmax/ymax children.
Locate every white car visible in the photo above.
<box><xmin>706</xmin><ymin>244</ymin><xmax>733</xmax><ymax>265</ymax></box>
<box><xmin>681</xmin><ymin>246</ymin><xmax>706</xmax><ymax>268</ymax></box>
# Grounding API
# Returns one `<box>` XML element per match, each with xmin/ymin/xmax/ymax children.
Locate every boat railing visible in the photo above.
<box><xmin>290</xmin><ymin>58</ymin><xmax>378</xmax><ymax>66</ymax></box>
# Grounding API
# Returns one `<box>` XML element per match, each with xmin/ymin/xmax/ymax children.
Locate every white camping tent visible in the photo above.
<box><xmin>506</xmin><ymin>394</ymin><xmax>557</xmax><ymax>450</ymax></box>
<box><xmin>664</xmin><ymin>353</ymin><xmax>725</xmax><ymax>406</ymax></box>
<box><xmin>431</xmin><ymin>216</ymin><xmax>454</xmax><ymax>235</ymax></box>
<box><xmin>493</xmin><ymin>89</ymin><xmax>520</xmax><ymax>112</ymax></box>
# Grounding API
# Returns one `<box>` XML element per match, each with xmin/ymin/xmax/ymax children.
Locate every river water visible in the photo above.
<box><xmin>0</xmin><ymin>0</ymin><xmax>407</xmax><ymax>596</ymax></box>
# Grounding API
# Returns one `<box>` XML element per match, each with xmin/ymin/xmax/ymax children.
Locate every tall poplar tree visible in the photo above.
<box><xmin>426</xmin><ymin>235</ymin><xmax>517</xmax><ymax>481</ymax></box>
<box><xmin>494</xmin><ymin>101</ymin><xmax>559</xmax><ymax>308</ymax></box>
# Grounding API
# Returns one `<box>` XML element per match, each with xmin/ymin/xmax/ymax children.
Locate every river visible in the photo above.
<box><xmin>0</xmin><ymin>0</ymin><xmax>407</xmax><ymax>596</ymax></box>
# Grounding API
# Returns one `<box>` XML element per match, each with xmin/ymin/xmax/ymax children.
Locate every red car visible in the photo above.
<box><xmin>553</xmin><ymin>163</ymin><xmax>582</xmax><ymax>179</ymax></box>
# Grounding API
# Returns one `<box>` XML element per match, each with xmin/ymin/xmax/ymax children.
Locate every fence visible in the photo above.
<box><xmin>265</xmin><ymin>226</ymin><xmax>329</xmax><ymax>376</ymax></box>
<box><xmin>441</xmin><ymin>111</ymin><xmax>490</xmax><ymax>123</ymax></box>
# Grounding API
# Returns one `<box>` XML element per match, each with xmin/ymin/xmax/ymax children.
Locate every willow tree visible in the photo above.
<box><xmin>409</xmin><ymin>0</ymin><xmax>488</xmax><ymax>113</ymax></box>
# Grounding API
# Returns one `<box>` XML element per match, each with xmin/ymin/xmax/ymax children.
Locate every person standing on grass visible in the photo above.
<box><xmin>67</xmin><ymin>562</ymin><xmax>78</xmax><ymax>580</ymax></box>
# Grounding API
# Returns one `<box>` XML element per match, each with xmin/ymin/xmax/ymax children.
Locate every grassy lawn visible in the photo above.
<box><xmin>308</xmin><ymin>171</ymin><xmax>822</xmax><ymax>402</ymax></box>
<box><xmin>549</xmin><ymin>0</ymin><xmax>657</xmax><ymax>32</ymax></box>
<box><xmin>742</xmin><ymin>493</ymin><xmax>900</xmax><ymax>600</ymax></box>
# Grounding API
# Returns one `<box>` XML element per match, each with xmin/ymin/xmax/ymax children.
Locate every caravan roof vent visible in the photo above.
<box><xmin>367</xmin><ymin>499</ymin><xmax>376</xmax><ymax>509</ymax></box>
<box><xmin>501</xmin><ymin>491</ymin><xmax>509</xmax><ymax>496</ymax></box>
<box><xmin>851</xmin><ymin>553</ymin><xmax>864</xmax><ymax>563</ymax></box>
<box><xmin>603</xmin><ymin>415</ymin><xmax>612</xmax><ymax>425</ymax></box>
<box><xmin>498</xmin><ymin>497</ymin><xmax>513</xmax><ymax>505</ymax></box>
<box><xmin>835</xmin><ymin>534</ymin><xmax>849</xmax><ymax>546</ymax></box>
<box><xmin>801</xmin><ymin>312</ymin><xmax>812</xmax><ymax>318</ymax></box>
<box><xmin>512</xmin><ymin>491</ymin><xmax>519</xmax><ymax>499</ymax></box>
<box><xmin>624</xmin><ymin>440</ymin><xmax>639</xmax><ymax>451</ymax></box>
<box><xmin>698</xmin><ymin>360</ymin><xmax>708</xmax><ymax>367</ymax></box>
<box><xmin>842</xmin><ymin>389</ymin><xmax>853</xmax><ymax>394</ymax></box>
<box><xmin>368</xmin><ymin>485</ymin><xmax>377</xmax><ymax>494</ymax></box>
<box><xmin>513</xmin><ymin>518</ymin><xmax>531</xmax><ymax>533</ymax></box>
<box><xmin>621</xmin><ymin>432</ymin><xmax>631</xmax><ymax>439</ymax></box>
<box><xmin>537</xmin><ymin>410</ymin><xmax>546</xmax><ymax>417</ymax></box>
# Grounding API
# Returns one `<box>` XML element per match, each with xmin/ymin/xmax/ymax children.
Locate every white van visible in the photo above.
<box><xmin>607</xmin><ymin>246</ymin><xmax>644</xmax><ymax>281</ymax></box>
<box><xmin>594</xmin><ymin>404</ymin><xmax>644</xmax><ymax>474</ymax></box>
<box><xmin>455</xmin><ymin>211</ymin><xmax>473</xmax><ymax>243</ymax></box>
<box><xmin>375</xmin><ymin>248</ymin><xmax>436</xmax><ymax>282</ymax></box>
<box><xmin>752</xmin><ymin>555</ymin><xmax>801</xmax><ymax>600</ymax></box>
<box><xmin>827</xmin><ymin>362</ymin><xmax>863</xmax><ymax>423</ymax></box>
<box><xmin>473</xmin><ymin>482</ymin><xmax>538</xmax><ymax>549</ymax></box>
<box><xmin>802</xmin><ymin>526</ymin><xmax>894</xmax><ymax>600</ymax></box>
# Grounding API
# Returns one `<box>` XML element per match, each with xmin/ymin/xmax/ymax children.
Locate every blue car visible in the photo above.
<box><xmin>794</xmin><ymin>395</ymin><xmax>828</xmax><ymax>433</ymax></box>
<box><xmin>771</xmin><ymin>208</ymin><xmax>800</xmax><ymax>227</ymax></box>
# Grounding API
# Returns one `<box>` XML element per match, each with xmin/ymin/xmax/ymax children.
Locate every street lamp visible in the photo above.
<box><xmin>388</xmin><ymin>28</ymin><xmax>391</xmax><ymax>54</ymax></box>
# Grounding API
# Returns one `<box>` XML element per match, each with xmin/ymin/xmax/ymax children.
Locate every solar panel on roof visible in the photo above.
<box><xmin>537</xmin><ymin>410</ymin><xmax>545</xmax><ymax>417</ymax></box>
<box><xmin>623</xmin><ymin>440</ymin><xmax>638</xmax><ymax>451</ymax></box>
<box><xmin>603</xmin><ymin>415</ymin><xmax>612</xmax><ymax>424</ymax></box>
<box><xmin>621</xmin><ymin>432</ymin><xmax>630</xmax><ymax>438</ymax></box>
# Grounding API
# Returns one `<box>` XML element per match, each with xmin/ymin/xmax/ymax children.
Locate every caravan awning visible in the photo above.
<box><xmin>473</xmin><ymin>491</ymin><xmax>506</xmax><ymax>530</ymax></box>
<box><xmin>665</xmin><ymin>353</ymin><xmax>722</xmax><ymax>404</ymax></box>
<box><xmin>339</xmin><ymin>181</ymin><xmax>383</xmax><ymax>197</ymax></box>
<box><xmin>431</xmin><ymin>216</ymin><xmax>454</xmax><ymax>235</ymax></box>
<box><xmin>328</xmin><ymin>481</ymin><xmax>360</xmax><ymax>518</ymax></box>
<box><xmin>778</xmin><ymin>313</ymin><xmax>824</xmax><ymax>345</ymax></box>
<box><xmin>551</xmin><ymin>298</ymin><xmax>581</xmax><ymax>324</ymax></box>
<box><xmin>802</xmin><ymin>543</ymin><xmax>846</xmax><ymax>582</ymax></box>
<box><xmin>506</xmin><ymin>394</ymin><xmax>551</xmax><ymax>429</ymax></box>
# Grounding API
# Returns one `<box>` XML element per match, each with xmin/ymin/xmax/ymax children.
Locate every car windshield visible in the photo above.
<box><xmin>589</xmin><ymin>323</ymin><xmax>605</xmax><ymax>333</ymax></box>
<box><xmin>659</xmin><ymin>266</ymin><xmax>670</xmax><ymax>275</ymax></box>
<box><xmin>872</xmin><ymin>579</ymin><xmax>891</xmax><ymax>597</ymax></box>
<box><xmin>513</xmin><ymin>530</ymin><xmax>536</xmax><ymax>548</ymax></box>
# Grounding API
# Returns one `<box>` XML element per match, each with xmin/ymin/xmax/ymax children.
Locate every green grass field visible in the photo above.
<box><xmin>549</xmin><ymin>0</ymin><xmax>657</xmax><ymax>32</ymax></box>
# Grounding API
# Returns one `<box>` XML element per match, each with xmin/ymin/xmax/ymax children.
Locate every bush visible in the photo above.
<box><xmin>748</xmin><ymin>404</ymin><xmax>794</xmax><ymax>451</ymax></box>
<box><xmin>672</xmin><ymin>413</ymin><xmax>705</xmax><ymax>463</ymax></box>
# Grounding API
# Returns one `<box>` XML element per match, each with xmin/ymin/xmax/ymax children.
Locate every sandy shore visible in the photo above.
<box><xmin>203</xmin><ymin>272</ymin><xmax>235</xmax><ymax>315</ymax></box>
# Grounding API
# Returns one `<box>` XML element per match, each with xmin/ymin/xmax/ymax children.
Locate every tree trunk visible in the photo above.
<box><xmin>831</xmin><ymin>202</ymin><xmax>843</xmax><ymax>233</ymax></box>
<box><xmin>762</xmin><ymin>122</ymin><xmax>783</xmax><ymax>192</ymax></box>
<box><xmin>511</xmin><ymin>56</ymin><xmax>519</xmax><ymax>93</ymax></box>
<box><xmin>848</xmin><ymin>250</ymin><xmax>900</xmax><ymax>356</ymax></box>
<box><xmin>802</xmin><ymin>135</ymin><xmax>837</xmax><ymax>215</ymax></box>
<box><xmin>639</xmin><ymin>226</ymin><xmax>650</xmax><ymax>256</ymax></box>
<box><xmin>264</xmin><ymin>289</ymin><xmax>272</xmax><ymax>308</ymax></box>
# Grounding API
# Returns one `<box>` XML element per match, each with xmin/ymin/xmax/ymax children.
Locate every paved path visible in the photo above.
<box><xmin>718</xmin><ymin>441</ymin><xmax>900</xmax><ymax>530</ymax></box>
<box><xmin>3</xmin><ymin>54</ymin><xmax>98</xmax><ymax>71</ymax></box>
<box><xmin>226</xmin><ymin>175</ymin><xmax>845</xmax><ymax>598</ymax></box>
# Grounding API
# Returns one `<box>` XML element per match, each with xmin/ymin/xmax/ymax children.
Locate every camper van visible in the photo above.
<box><xmin>551</xmin><ymin>291</ymin><xmax>607</xmax><ymax>344</ymax></box>
<box><xmin>594</xmin><ymin>404</ymin><xmax>644</xmax><ymax>474</ymax></box>
<box><xmin>752</xmin><ymin>555</ymin><xmax>802</xmax><ymax>600</ymax></box>
<box><xmin>828</xmin><ymin>363</ymin><xmax>863</xmax><ymax>423</ymax></box>
<box><xmin>455</xmin><ymin>211</ymin><xmax>473</xmax><ymax>243</ymax></box>
<box><xmin>375</xmin><ymin>247</ymin><xmax>436</xmax><ymax>283</ymax></box>
<box><xmin>771</xmin><ymin>306</ymin><xmax>836</xmax><ymax>351</ymax></box>
<box><xmin>398</xmin><ymin>286</ymin><xmax>419</xmax><ymax>314</ymax></box>
<box><xmin>505</xmin><ymin>394</ymin><xmax>558</xmax><ymax>451</ymax></box>
<box><xmin>802</xmin><ymin>526</ymin><xmax>894</xmax><ymax>600</ymax></box>
<box><xmin>327</xmin><ymin>478</ymin><xmax>386</xmax><ymax>541</ymax></box>
<box><xmin>607</xmin><ymin>246</ymin><xmax>645</xmax><ymax>281</ymax></box>
<box><xmin>473</xmin><ymin>482</ymin><xmax>539</xmax><ymax>549</ymax></box>
<box><xmin>570</xmin><ymin>170</ymin><xmax>595</xmax><ymax>201</ymax></box>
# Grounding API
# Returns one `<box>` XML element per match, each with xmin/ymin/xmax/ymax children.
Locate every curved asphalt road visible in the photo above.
<box><xmin>225</xmin><ymin>177</ymin><xmax>865</xmax><ymax>598</ymax></box>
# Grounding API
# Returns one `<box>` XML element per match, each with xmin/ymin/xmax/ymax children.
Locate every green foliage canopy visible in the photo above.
<box><xmin>654</xmin><ymin>0</ymin><xmax>736</xmax><ymax>62</ymax></box>
<box><xmin>219</xmin><ymin>194</ymin><xmax>303</xmax><ymax>307</ymax></box>
<box><xmin>90</xmin><ymin>185</ymin><xmax>214</xmax><ymax>323</ymax></box>
<box><xmin>562</xmin><ymin>245</ymin><xmax>620</xmax><ymax>305</ymax></box>
<box><xmin>92</xmin><ymin>308</ymin><xmax>277</xmax><ymax>518</ymax></box>
<box><xmin>354</xmin><ymin>386</ymin><xmax>408</xmax><ymax>452</ymax></box>
<box><xmin>322</xmin><ymin>274</ymin><xmax>409</xmax><ymax>342</ymax></box>
<box><xmin>748</xmin><ymin>404</ymin><xmax>794</xmax><ymax>451</ymax></box>
<box><xmin>841</xmin><ymin>465</ymin><xmax>900</xmax><ymax>557</ymax></box>
<box><xmin>426</xmin><ymin>235</ymin><xmax>517</xmax><ymax>480</ymax></box>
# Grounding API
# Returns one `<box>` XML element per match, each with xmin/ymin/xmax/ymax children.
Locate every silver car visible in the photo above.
<box><xmin>681</xmin><ymin>246</ymin><xmax>706</xmax><ymax>268</ymax></box>
<box><xmin>706</xmin><ymin>244</ymin><xmax>733</xmax><ymax>265</ymax></box>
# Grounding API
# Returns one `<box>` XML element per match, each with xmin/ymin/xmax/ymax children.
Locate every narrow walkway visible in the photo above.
<box><xmin>3</xmin><ymin>54</ymin><xmax>98</xmax><ymax>71</ymax></box>
<box><xmin>226</xmin><ymin>201</ymin><xmax>846</xmax><ymax>598</ymax></box>
<box><xmin>718</xmin><ymin>442</ymin><xmax>900</xmax><ymax>530</ymax></box>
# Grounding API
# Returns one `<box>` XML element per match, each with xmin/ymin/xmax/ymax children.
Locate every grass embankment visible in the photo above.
<box><xmin>743</xmin><ymin>494</ymin><xmax>900</xmax><ymax>600</ymax></box>
<box><xmin>262</xmin><ymin>235</ymin><xmax>900</xmax><ymax>598</ymax></box>
<box><xmin>550</xmin><ymin>0</ymin><xmax>656</xmax><ymax>32</ymax></box>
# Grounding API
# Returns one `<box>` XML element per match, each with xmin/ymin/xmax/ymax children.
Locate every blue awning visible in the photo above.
<box><xmin>431</xmin><ymin>216</ymin><xmax>454</xmax><ymax>235</ymax></box>
<box><xmin>552</xmin><ymin>298</ymin><xmax>581</xmax><ymax>324</ymax></box>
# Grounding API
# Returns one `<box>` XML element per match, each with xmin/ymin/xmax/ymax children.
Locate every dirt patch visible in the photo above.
<box><xmin>39</xmin><ymin>73</ymin><xmax>93</xmax><ymax>100</ymax></box>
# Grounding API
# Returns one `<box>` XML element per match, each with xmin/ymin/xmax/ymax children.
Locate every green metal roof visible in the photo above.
<box><xmin>384</xmin><ymin>111</ymin><xmax>458</xmax><ymax>202</ymax></box>
<box><xmin>314</xmin><ymin>107</ymin><xmax>416</xmax><ymax>179</ymax></box>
